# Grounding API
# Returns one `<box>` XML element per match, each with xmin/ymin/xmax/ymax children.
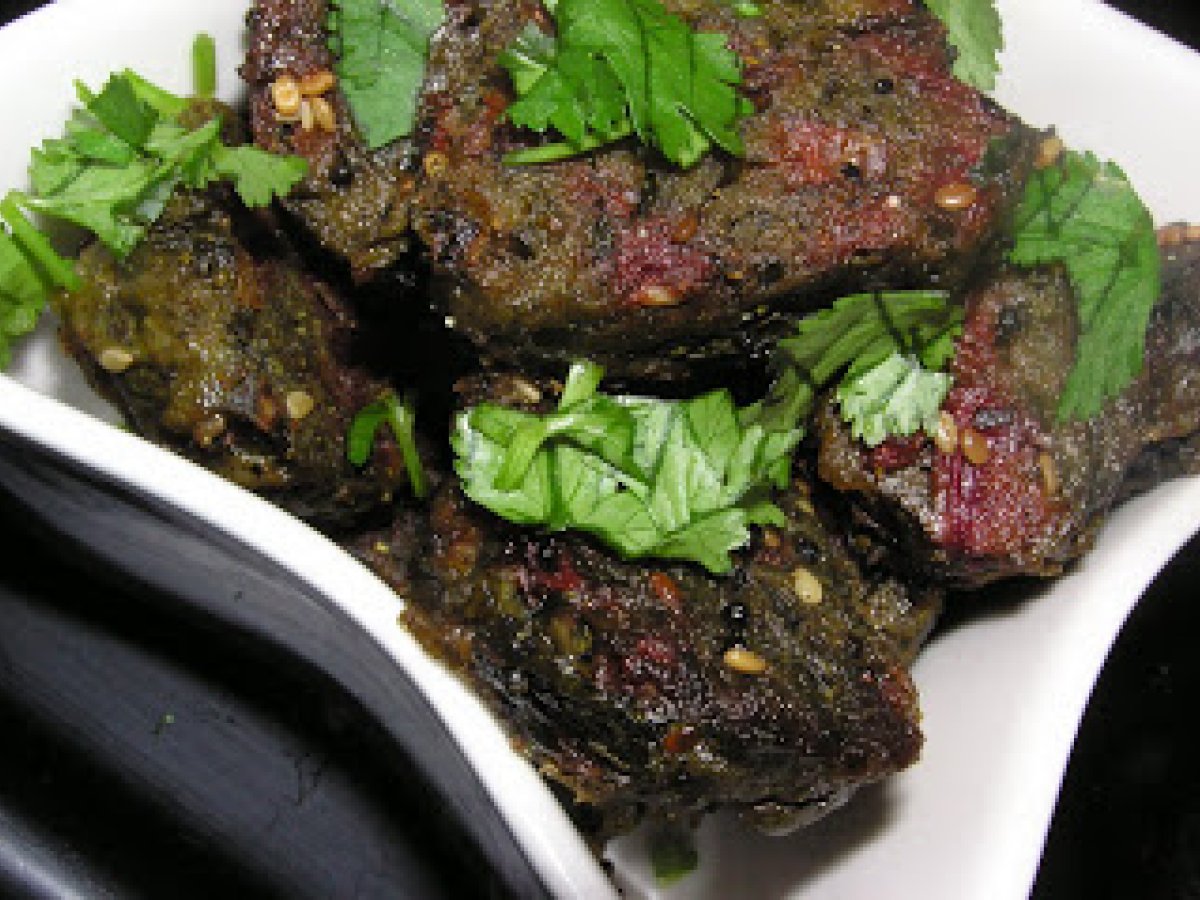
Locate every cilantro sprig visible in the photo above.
<box><xmin>327</xmin><ymin>0</ymin><xmax>446</xmax><ymax>150</ymax></box>
<box><xmin>1009</xmin><ymin>148</ymin><xmax>1160</xmax><ymax>421</ymax></box>
<box><xmin>347</xmin><ymin>391</ymin><xmax>429</xmax><ymax>499</ymax></box>
<box><xmin>924</xmin><ymin>0</ymin><xmax>1003</xmax><ymax>91</ymax></box>
<box><xmin>453</xmin><ymin>361</ymin><xmax>800</xmax><ymax>575</ymax></box>
<box><xmin>746</xmin><ymin>291</ymin><xmax>964</xmax><ymax>446</ymax></box>
<box><xmin>499</xmin><ymin>0</ymin><xmax>754</xmax><ymax>168</ymax></box>
<box><xmin>0</xmin><ymin>36</ymin><xmax>308</xmax><ymax>368</ymax></box>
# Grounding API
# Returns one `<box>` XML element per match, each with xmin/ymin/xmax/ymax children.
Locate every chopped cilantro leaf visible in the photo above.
<box><xmin>454</xmin><ymin>361</ymin><xmax>799</xmax><ymax>575</ymax></box>
<box><xmin>0</xmin><ymin>221</ymin><xmax>53</xmax><ymax>369</ymax></box>
<box><xmin>211</xmin><ymin>144</ymin><xmax>311</xmax><ymax>208</ymax></box>
<box><xmin>327</xmin><ymin>0</ymin><xmax>446</xmax><ymax>150</ymax></box>
<box><xmin>120</xmin><ymin>68</ymin><xmax>191</xmax><ymax>121</ymax></box>
<box><xmin>721</xmin><ymin>0</ymin><xmax>762</xmax><ymax>17</ymax></box>
<box><xmin>500</xmin><ymin>0</ymin><xmax>754</xmax><ymax>168</ymax></box>
<box><xmin>746</xmin><ymin>290</ymin><xmax>963</xmax><ymax>445</ymax></box>
<box><xmin>925</xmin><ymin>0</ymin><xmax>1003</xmax><ymax>91</ymax></box>
<box><xmin>0</xmin><ymin>196</ymin><xmax>79</xmax><ymax>292</ymax></box>
<box><xmin>838</xmin><ymin>352</ymin><xmax>952</xmax><ymax>446</ymax></box>
<box><xmin>1009</xmin><ymin>148</ymin><xmax>1160</xmax><ymax>420</ymax></box>
<box><xmin>83</xmin><ymin>74</ymin><xmax>158</xmax><ymax>148</ymax></box>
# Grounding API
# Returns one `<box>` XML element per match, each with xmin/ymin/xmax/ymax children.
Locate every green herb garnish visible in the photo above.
<box><xmin>924</xmin><ymin>0</ymin><xmax>1003</xmax><ymax>91</ymax></box>
<box><xmin>837</xmin><ymin>352</ymin><xmax>953</xmax><ymax>447</ymax></box>
<box><xmin>454</xmin><ymin>360</ymin><xmax>800</xmax><ymax>575</ymax></box>
<box><xmin>499</xmin><ymin>0</ymin><xmax>754</xmax><ymax>168</ymax></box>
<box><xmin>192</xmin><ymin>33</ymin><xmax>218</xmax><ymax>100</ymax></box>
<box><xmin>0</xmin><ymin>36</ymin><xmax>308</xmax><ymax>368</ymax></box>
<box><xmin>348</xmin><ymin>390</ymin><xmax>429</xmax><ymax>499</ymax></box>
<box><xmin>327</xmin><ymin>0</ymin><xmax>446</xmax><ymax>150</ymax></box>
<box><xmin>0</xmin><ymin>212</ymin><xmax>57</xmax><ymax>369</ymax></box>
<box><xmin>725</xmin><ymin>1</ymin><xmax>763</xmax><ymax>17</ymax></box>
<box><xmin>648</xmin><ymin>826</ymin><xmax>699</xmax><ymax>886</ymax></box>
<box><xmin>746</xmin><ymin>290</ymin><xmax>963</xmax><ymax>445</ymax></box>
<box><xmin>1009</xmin><ymin>148</ymin><xmax>1160</xmax><ymax>421</ymax></box>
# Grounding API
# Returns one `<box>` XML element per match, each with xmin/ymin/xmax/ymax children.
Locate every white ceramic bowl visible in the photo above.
<box><xmin>2</xmin><ymin>2</ymin><xmax>1199</xmax><ymax>897</ymax></box>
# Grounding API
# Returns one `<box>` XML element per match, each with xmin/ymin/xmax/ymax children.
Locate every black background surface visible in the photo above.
<box><xmin>3</xmin><ymin>1</ymin><xmax>1200</xmax><ymax>897</ymax></box>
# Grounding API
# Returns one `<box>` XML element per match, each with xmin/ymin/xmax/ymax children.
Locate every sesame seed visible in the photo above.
<box><xmin>285</xmin><ymin>390</ymin><xmax>315</xmax><ymax>420</ymax></box>
<box><xmin>423</xmin><ymin>152</ymin><xmax>449</xmax><ymax>178</ymax></box>
<box><xmin>192</xmin><ymin>415</ymin><xmax>227</xmax><ymax>448</ymax></box>
<box><xmin>310</xmin><ymin>96</ymin><xmax>336</xmax><ymax>132</ymax></box>
<box><xmin>672</xmin><ymin>213</ymin><xmax>700</xmax><ymax>243</ymax></box>
<box><xmin>934</xmin><ymin>182</ymin><xmax>979</xmax><ymax>212</ymax></box>
<box><xmin>1034</xmin><ymin>135</ymin><xmax>1064</xmax><ymax>170</ymax></box>
<box><xmin>298</xmin><ymin>69</ymin><xmax>336</xmax><ymax>97</ymax></box>
<box><xmin>791</xmin><ymin>567</ymin><xmax>823</xmax><ymax>605</ymax></box>
<box><xmin>933</xmin><ymin>410</ymin><xmax>959</xmax><ymax>454</ymax></box>
<box><xmin>271</xmin><ymin>74</ymin><xmax>301</xmax><ymax>119</ymax></box>
<box><xmin>1158</xmin><ymin>223</ymin><xmax>1200</xmax><ymax>247</ymax></box>
<box><xmin>961</xmin><ymin>428</ymin><xmax>990</xmax><ymax>465</ymax></box>
<box><xmin>1039</xmin><ymin>452</ymin><xmax>1059</xmax><ymax>496</ymax></box>
<box><xmin>508</xmin><ymin>377</ymin><xmax>543</xmax><ymax>405</ymax></box>
<box><xmin>636</xmin><ymin>285</ymin><xmax>682</xmax><ymax>307</ymax></box>
<box><xmin>98</xmin><ymin>346</ymin><xmax>134</xmax><ymax>373</ymax></box>
<box><xmin>723</xmin><ymin>646</ymin><xmax>769</xmax><ymax>676</ymax></box>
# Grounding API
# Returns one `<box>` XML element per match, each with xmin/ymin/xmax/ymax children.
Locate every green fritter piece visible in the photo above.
<box><xmin>351</xmin><ymin>441</ymin><xmax>942</xmax><ymax>844</ymax></box>
<box><xmin>55</xmin><ymin>186</ymin><xmax>412</xmax><ymax>527</ymax></box>
<box><xmin>1</xmin><ymin>40</ymin><xmax>307</xmax><ymax>370</ymax></box>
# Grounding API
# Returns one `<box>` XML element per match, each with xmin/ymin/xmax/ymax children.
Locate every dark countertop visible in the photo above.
<box><xmin>3</xmin><ymin>2</ymin><xmax>1200</xmax><ymax>898</ymax></box>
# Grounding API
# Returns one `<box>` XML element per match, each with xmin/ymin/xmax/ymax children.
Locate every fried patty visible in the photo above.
<box><xmin>816</xmin><ymin>236</ymin><xmax>1200</xmax><ymax>588</ymax></box>
<box><xmin>243</xmin><ymin>0</ymin><xmax>418</xmax><ymax>278</ymax></box>
<box><xmin>54</xmin><ymin>185</ymin><xmax>412</xmax><ymax>528</ymax></box>
<box><xmin>413</xmin><ymin>0</ymin><xmax>1037</xmax><ymax>376</ymax></box>
<box><xmin>348</xmin><ymin>373</ymin><xmax>942</xmax><ymax>840</ymax></box>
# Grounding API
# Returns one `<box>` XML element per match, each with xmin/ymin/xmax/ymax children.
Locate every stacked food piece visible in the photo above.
<box><xmin>50</xmin><ymin>0</ymin><xmax>1200</xmax><ymax>849</ymax></box>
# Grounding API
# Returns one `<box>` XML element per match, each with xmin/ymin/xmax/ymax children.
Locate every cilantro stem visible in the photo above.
<box><xmin>494</xmin><ymin>361</ymin><xmax>606</xmax><ymax>489</ymax></box>
<box><xmin>560</xmin><ymin>360</ymin><xmax>604</xmax><ymax>407</ymax></box>
<box><xmin>0</xmin><ymin>195</ymin><xmax>81</xmax><ymax>291</ymax></box>
<box><xmin>503</xmin><ymin>133</ymin><xmax>621</xmax><ymax>166</ymax></box>
<box><xmin>347</xmin><ymin>391</ymin><xmax>428</xmax><ymax>499</ymax></box>
<box><xmin>496</xmin><ymin>420</ymin><xmax>551</xmax><ymax>491</ymax></box>
<box><xmin>193</xmin><ymin>34</ymin><xmax>218</xmax><ymax>100</ymax></box>
<box><xmin>389</xmin><ymin>392</ymin><xmax>428</xmax><ymax>500</ymax></box>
